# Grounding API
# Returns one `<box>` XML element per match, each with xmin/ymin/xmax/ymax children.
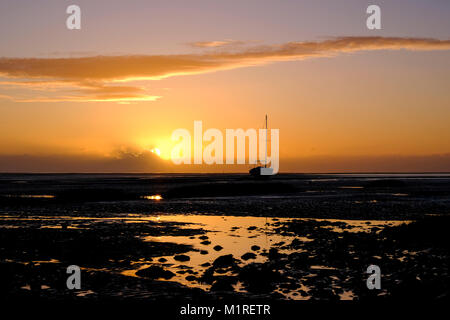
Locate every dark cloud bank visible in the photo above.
<box><xmin>0</xmin><ymin>153</ymin><xmax>449</xmax><ymax>173</ymax></box>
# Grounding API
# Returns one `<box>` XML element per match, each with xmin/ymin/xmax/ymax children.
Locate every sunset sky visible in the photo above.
<box><xmin>0</xmin><ymin>0</ymin><xmax>449</xmax><ymax>172</ymax></box>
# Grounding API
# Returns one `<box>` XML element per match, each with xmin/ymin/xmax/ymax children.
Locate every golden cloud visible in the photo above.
<box><xmin>0</xmin><ymin>36</ymin><xmax>449</xmax><ymax>102</ymax></box>
<box><xmin>189</xmin><ymin>39</ymin><xmax>250</xmax><ymax>48</ymax></box>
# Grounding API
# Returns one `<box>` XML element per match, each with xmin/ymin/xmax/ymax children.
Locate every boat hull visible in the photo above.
<box><xmin>249</xmin><ymin>166</ymin><xmax>273</xmax><ymax>177</ymax></box>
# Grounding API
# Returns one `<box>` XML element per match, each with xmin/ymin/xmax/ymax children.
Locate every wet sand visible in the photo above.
<box><xmin>0</xmin><ymin>173</ymin><xmax>449</xmax><ymax>301</ymax></box>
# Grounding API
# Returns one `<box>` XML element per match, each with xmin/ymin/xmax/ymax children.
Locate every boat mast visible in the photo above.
<box><xmin>265</xmin><ymin>114</ymin><xmax>268</xmax><ymax>168</ymax></box>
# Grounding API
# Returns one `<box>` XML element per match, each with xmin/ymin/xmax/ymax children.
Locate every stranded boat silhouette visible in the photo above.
<box><xmin>249</xmin><ymin>115</ymin><xmax>273</xmax><ymax>177</ymax></box>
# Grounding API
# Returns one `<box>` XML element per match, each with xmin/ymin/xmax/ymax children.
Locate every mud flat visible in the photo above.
<box><xmin>1</xmin><ymin>173</ymin><xmax>450</xmax><ymax>219</ymax></box>
<box><xmin>0</xmin><ymin>212</ymin><xmax>448</xmax><ymax>301</ymax></box>
<box><xmin>0</xmin><ymin>173</ymin><xmax>449</xmax><ymax>301</ymax></box>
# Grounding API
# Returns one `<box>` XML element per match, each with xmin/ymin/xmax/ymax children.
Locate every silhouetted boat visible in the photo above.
<box><xmin>250</xmin><ymin>115</ymin><xmax>273</xmax><ymax>177</ymax></box>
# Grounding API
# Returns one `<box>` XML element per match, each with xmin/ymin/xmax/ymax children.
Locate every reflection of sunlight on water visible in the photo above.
<box><xmin>116</xmin><ymin>215</ymin><xmax>410</xmax><ymax>300</ymax></box>
<box><xmin>141</xmin><ymin>195</ymin><xmax>162</xmax><ymax>200</ymax></box>
<box><xmin>32</xmin><ymin>259</ymin><xmax>60</xmax><ymax>264</ymax></box>
<box><xmin>312</xmin><ymin>218</ymin><xmax>409</xmax><ymax>233</ymax></box>
<box><xmin>76</xmin><ymin>290</ymin><xmax>95</xmax><ymax>297</ymax></box>
<box><xmin>2</xmin><ymin>194</ymin><xmax>55</xmax><ymax>199</ymax></box>
<box><xmin>339</xmin><ymin>186</ymin><xmax>363</xmax><ymax>189</ymax></box>
<box><xmin>7</xmin><ymin>259</ymin><xmax>61</xmax><ymax>265</ymax></box>
<box><xmin>1</xmin><ymin>213</ymin><xmax>411</xmax><ymax>300</ymax></box>
<box><xmin>310</xmin><ymin>265</ymin><xmax>337</xmax><ymax>270</ymax></box>
<box><xmin>121</xmin><ymin>215</ymin><xmax>296</xmax><ymax>294</ymax></box>
<box><xmin>20</xmin><ymin>285</ymin><xmax>50</xmax><ymax>291</ymax></box>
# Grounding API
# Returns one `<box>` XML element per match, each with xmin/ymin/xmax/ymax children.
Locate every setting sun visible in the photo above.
<box><xmin>151</xmin><ymin>148</ymin><xmax>161</xmax><ymax>157</ymax></box>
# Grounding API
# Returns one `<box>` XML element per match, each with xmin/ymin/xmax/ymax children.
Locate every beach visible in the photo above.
<box><xmin>0</xmin><ymin>173</ymin><xmax>449</xmax><ymax>302</ymax></box>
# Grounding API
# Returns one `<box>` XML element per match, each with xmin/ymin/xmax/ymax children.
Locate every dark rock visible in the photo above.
<box><xmin>213</xmin><ymin>254</ymin><xmax>236</xmax><ymax>268</ymax></box>
<box><xmin>199</xmin><ymin>267</ymin><xmax>215</xmax><ymax>284</ymax></box>
<box><xmin>290</xmin><ymin>238</ymin><xmax>302</xmax><ymax>247</ymax></box>
<box><xmin>288</xmin><ymin>252</ymin><xmax>309</xmax><ymax>267</ymax></box>
<box><xmin>268</xmin><ymin>248</ymin><xmax>282</xmax><ymax>260</ymax></box>
<box><xmin>174</xmin><ymin>254</ymin><xmax>190</xmax><ymax>262</ymax></box>
<box><xmin>185</xmin><ymin>275</ymin><xmax>197</xmax><ymax>282</ymax></box>
<box><xmin>215</xmin><ymin>268</ymin><xmax>228</xmax><ymax>274</ymax></box>
<box><xmin>239</xmin><ymin>263</ymin><xmax>283</xmax><ymax>293</ymax></box>
<box><xmin>241</xmin><ymin>252</ymin><xmax>257</xmax><ymax>260</ymax></box>
<box><xmin>210</xmin><ymin>276</ymin><xmax>237</xmax><ymax>292</ymax></box>
<box><xmin>136</xmin><ymin>265</ymin><xmax>175</xmax><ymax>280</ymax></box>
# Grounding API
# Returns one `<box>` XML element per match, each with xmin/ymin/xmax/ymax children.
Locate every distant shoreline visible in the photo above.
<box><xmin>1</xmin><ymin>172</ymin><xmax>450</xmax><ymax>175</ymax></box>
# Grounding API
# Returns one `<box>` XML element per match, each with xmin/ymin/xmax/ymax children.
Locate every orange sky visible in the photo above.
<box><xmin>0</xmin><ymin>1</ymin><xmax>449</xmax><ymax>172</ymax></box>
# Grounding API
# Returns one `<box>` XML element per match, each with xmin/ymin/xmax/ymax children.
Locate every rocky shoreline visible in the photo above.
<box><xmin>0</xmin><ymin>173</ymin><xmax>449</xmax><ymax>301</ymax></box>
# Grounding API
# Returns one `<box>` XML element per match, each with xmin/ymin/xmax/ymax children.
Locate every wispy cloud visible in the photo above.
<box><xmin>1</xmin><ymin>36</ymin><xmax>449</xmax><ymax>103</ymax></box>
<box><xmin>0</xmin><ymin>80</ymin><xmax>160</xmax><ymax>102</ymax></box>
<box><xmin>188</xmin><ymin>39</ymin><xmax>251</xmax><ymax>48</ymax></box>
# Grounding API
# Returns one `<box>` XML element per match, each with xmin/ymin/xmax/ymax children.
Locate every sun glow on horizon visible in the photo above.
<box><xmin>145</xmin><ymin>138</ymin><xmax>177</xmax><ymax>161</ymax></box>
<box><xmin>151</xmin><ymin>148</ymin><xmax>161</xmax><ymax>157</ymax></box>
